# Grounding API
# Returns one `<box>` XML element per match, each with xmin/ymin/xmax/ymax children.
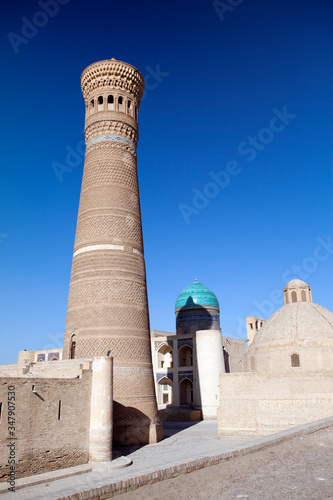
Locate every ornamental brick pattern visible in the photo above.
<box><xmin>63</xmin><ymin>58</ymin><xmax>162</xmax><ymax>445</ymax></box>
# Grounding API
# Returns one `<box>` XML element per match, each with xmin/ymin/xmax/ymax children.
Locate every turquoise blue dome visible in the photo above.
<box><xmin>175</xmin><ymin>281</ymin><xmax>219</xmax><ymax>313</ymax></box>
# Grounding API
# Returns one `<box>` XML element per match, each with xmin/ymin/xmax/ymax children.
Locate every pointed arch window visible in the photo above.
<box><xmin>291</xmin><ymin>353</ymin><xmax>300</xmax><ymax>367</ymax></box>
<box><xmin>70</xmin><ymin>334</ymin><xmax>76</xmax><ymax>360</ymax></box>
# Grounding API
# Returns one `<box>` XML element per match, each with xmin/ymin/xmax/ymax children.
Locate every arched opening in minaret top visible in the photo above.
<box><xmin>118</xmin><ymin>96</ymin><xmax>125</xmax><ymax>113</ymax></box>
<box><xmin>98</xmin><ymin>96</ymin><xmax>104</xmax><ymax>110</ymax></box>
<box><xmin>127</xmin><ymin>100</ymin><xmax>132</xmax><ymax>116</ymax></box>
<box><xmin>107</xmin><ymin>95</ymin><xmax>114</xmax><ymax>110</ymax></box>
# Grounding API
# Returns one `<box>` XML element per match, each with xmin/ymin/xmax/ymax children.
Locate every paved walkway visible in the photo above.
<box><xmin>1</xmin><ymin>418</ymin><xmax>332</xmax><ymax>499</ymax></box>
<box><xmin>120</xmin><ymin>425</ymin><xmax>333</xmax><ymax>500</ymax></box>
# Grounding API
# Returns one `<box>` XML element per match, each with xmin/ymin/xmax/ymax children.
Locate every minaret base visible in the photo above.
<box><xmin>113</xmin><ymin>421</ymin><xmax>163</xmax><ymax>446</ymax></box>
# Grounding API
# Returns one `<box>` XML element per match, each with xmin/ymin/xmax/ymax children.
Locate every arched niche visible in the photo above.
<box><xmin>157</xmin><ymin>344</ymin><xmax>173</xmax><ymax>368</ymax></box>
<box><xmin>179</xmin><ymin>345</ymin><xmax>193</xmax><ymax>367</ymax></box>
<box><xmin>179</xmin><ymin>378</ymin><xmax>193</xmax><ymax>405</ymax></box>
<box><xmin>157</xmin><ymin>376</ymin><xmax>173</xmax><ymax>405</ymax></box>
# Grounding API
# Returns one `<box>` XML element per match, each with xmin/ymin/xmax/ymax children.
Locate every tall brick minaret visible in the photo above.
<box><xmin>63</xmin><ymin>59</ymin><xmax>162</xmax><ymax>445</ymax></box>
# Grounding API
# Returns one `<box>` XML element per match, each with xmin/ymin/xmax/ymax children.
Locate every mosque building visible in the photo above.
<box><xmin>151</xmin><ymin>279</ymin><xmax>247</xmax><ymax>419</ymax></box>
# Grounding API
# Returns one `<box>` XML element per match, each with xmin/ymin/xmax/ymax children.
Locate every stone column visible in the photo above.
<box><xmin>195</xmin><ymin>329</ymin><xmax>225</xmax><ymax>419</ymax></box>
<box><xmin>89</xmin><ymin>356</ymin><xmax>113</xmax><ymax>462</ymax></box>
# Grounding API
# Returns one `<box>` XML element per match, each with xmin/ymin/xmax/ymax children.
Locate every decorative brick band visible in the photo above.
<box><xmin>132</xmin><ymin>248</ymin><xmax>143</xmax><ymax>257</ymax></box>
<box><xmin>86</xmin><ymin>135</ymin><xmax>136</xmax><ymax>150</ymax></box>
<box><xmin>73</xmin><ymin>244</ymin><xmax>124</xmax><ymax>257</ymax></box>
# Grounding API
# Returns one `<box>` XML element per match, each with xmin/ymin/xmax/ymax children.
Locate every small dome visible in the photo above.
<box><xmin>283</xmin><ymin>279</ymin><xmax>312</xmax><ymax>304</ymax></box>
<box><xmin>254</xmin><ymin>302</ymin><xmax>333</xmax><ymax>349</ymax></box>
<box><xmin>285</xmin><ymin>279</ymin><xmax>309</xmax><ymax>289</ymax></box>
<box><xmin>250</xmin><ymin>301</ymin><xmax>333</xmax><ymax>372</ymax></box>
<box><xmin>175</xmin><ymin>281</ymin><xmax>219</xmax><ymax>313</ymax></box>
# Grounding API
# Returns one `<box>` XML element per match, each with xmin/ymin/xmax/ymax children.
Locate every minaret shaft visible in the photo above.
<box><xmin>63</xmin><ymin>59</ymin><xmax>162</xmax><ymax>445</ymax></box>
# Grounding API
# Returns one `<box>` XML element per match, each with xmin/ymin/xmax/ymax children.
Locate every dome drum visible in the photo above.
<box><xmin>283</xmin><ymin>279</ymin><xmax>312</xmax><ymax>305</ymax></box>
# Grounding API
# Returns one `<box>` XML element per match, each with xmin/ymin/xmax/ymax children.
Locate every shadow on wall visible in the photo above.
<box><xmin>175</xmin><ymin>298</ymin><xmax>216</xmax><ymax>409</ymax></box>
<box><xmin>113</xmin><ymin>402</ymin><xmax>151</xmax><ymax>448</ymax></box>
<box><xmin>223</xmin><ymin>348</ymin><xmax>230</xmax><ymax>373</ymax></box>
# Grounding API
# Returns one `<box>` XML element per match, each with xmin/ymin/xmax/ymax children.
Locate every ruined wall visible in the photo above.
<box><xmin>218</xmin><ymin>371</ymin><xmax>333</xmax><ymax>436</ymax></box>
<box><xmin>222</xmin><ymin>337</ymin><xmax>248</xmax><ymax>373</ymax></box>
<box><xmin>0</xmin><ymin>369</ymin><xmax>92</xmax><ymax>482</ymax></box>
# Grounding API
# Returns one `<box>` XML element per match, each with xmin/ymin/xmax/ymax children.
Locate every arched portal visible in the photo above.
<box><xmin>157</xmin><ymin>377</ymin><xmax>173</xmax><ymax>405</ymax></box>
<box><xmin>157</xmin><ymin>344</ymin><xmax>173</xmax><ymax>368</ymax></box>
<box><xmin>179</xmin><ymin>345</ymin><xmax>193</xmax><ymax>367</ymax></box>
<box><xmin>179</xmin><ymin>378</ymin><xmax>193</xmax><ymax>405</ymax></box>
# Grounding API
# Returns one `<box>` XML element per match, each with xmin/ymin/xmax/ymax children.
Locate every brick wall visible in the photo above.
<box><xmin>218</xmin><ymin>370</ymin><xmax>333</xmax><ymax>436</ymax></box>
<box><xmin>0</xmin><ymin>369</ymin><xmax>92</xmax><ymax>482</ymax></box>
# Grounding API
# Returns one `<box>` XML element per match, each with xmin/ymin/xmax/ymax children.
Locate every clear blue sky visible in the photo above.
<box><xmin>1</xmin><ymin>0</ymin><xmax>332</xmax><ymax>364</ymax></box>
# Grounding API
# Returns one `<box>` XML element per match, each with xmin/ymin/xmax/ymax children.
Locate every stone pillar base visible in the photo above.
<box><xmin>149</xmin><ymin>422</ymin><xmax>164</xmax><ymax>443</ymax></box>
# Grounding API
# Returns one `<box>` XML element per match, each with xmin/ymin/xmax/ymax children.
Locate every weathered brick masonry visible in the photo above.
<box><xmin>62</xmin><ymin>59</ymin><xmax>162</xmax><ymax>445</ymax></box>
<box><xmin>0</xmin><ymin>369</ymin><xmax>92</xmax><ymax>482</ymax></box>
